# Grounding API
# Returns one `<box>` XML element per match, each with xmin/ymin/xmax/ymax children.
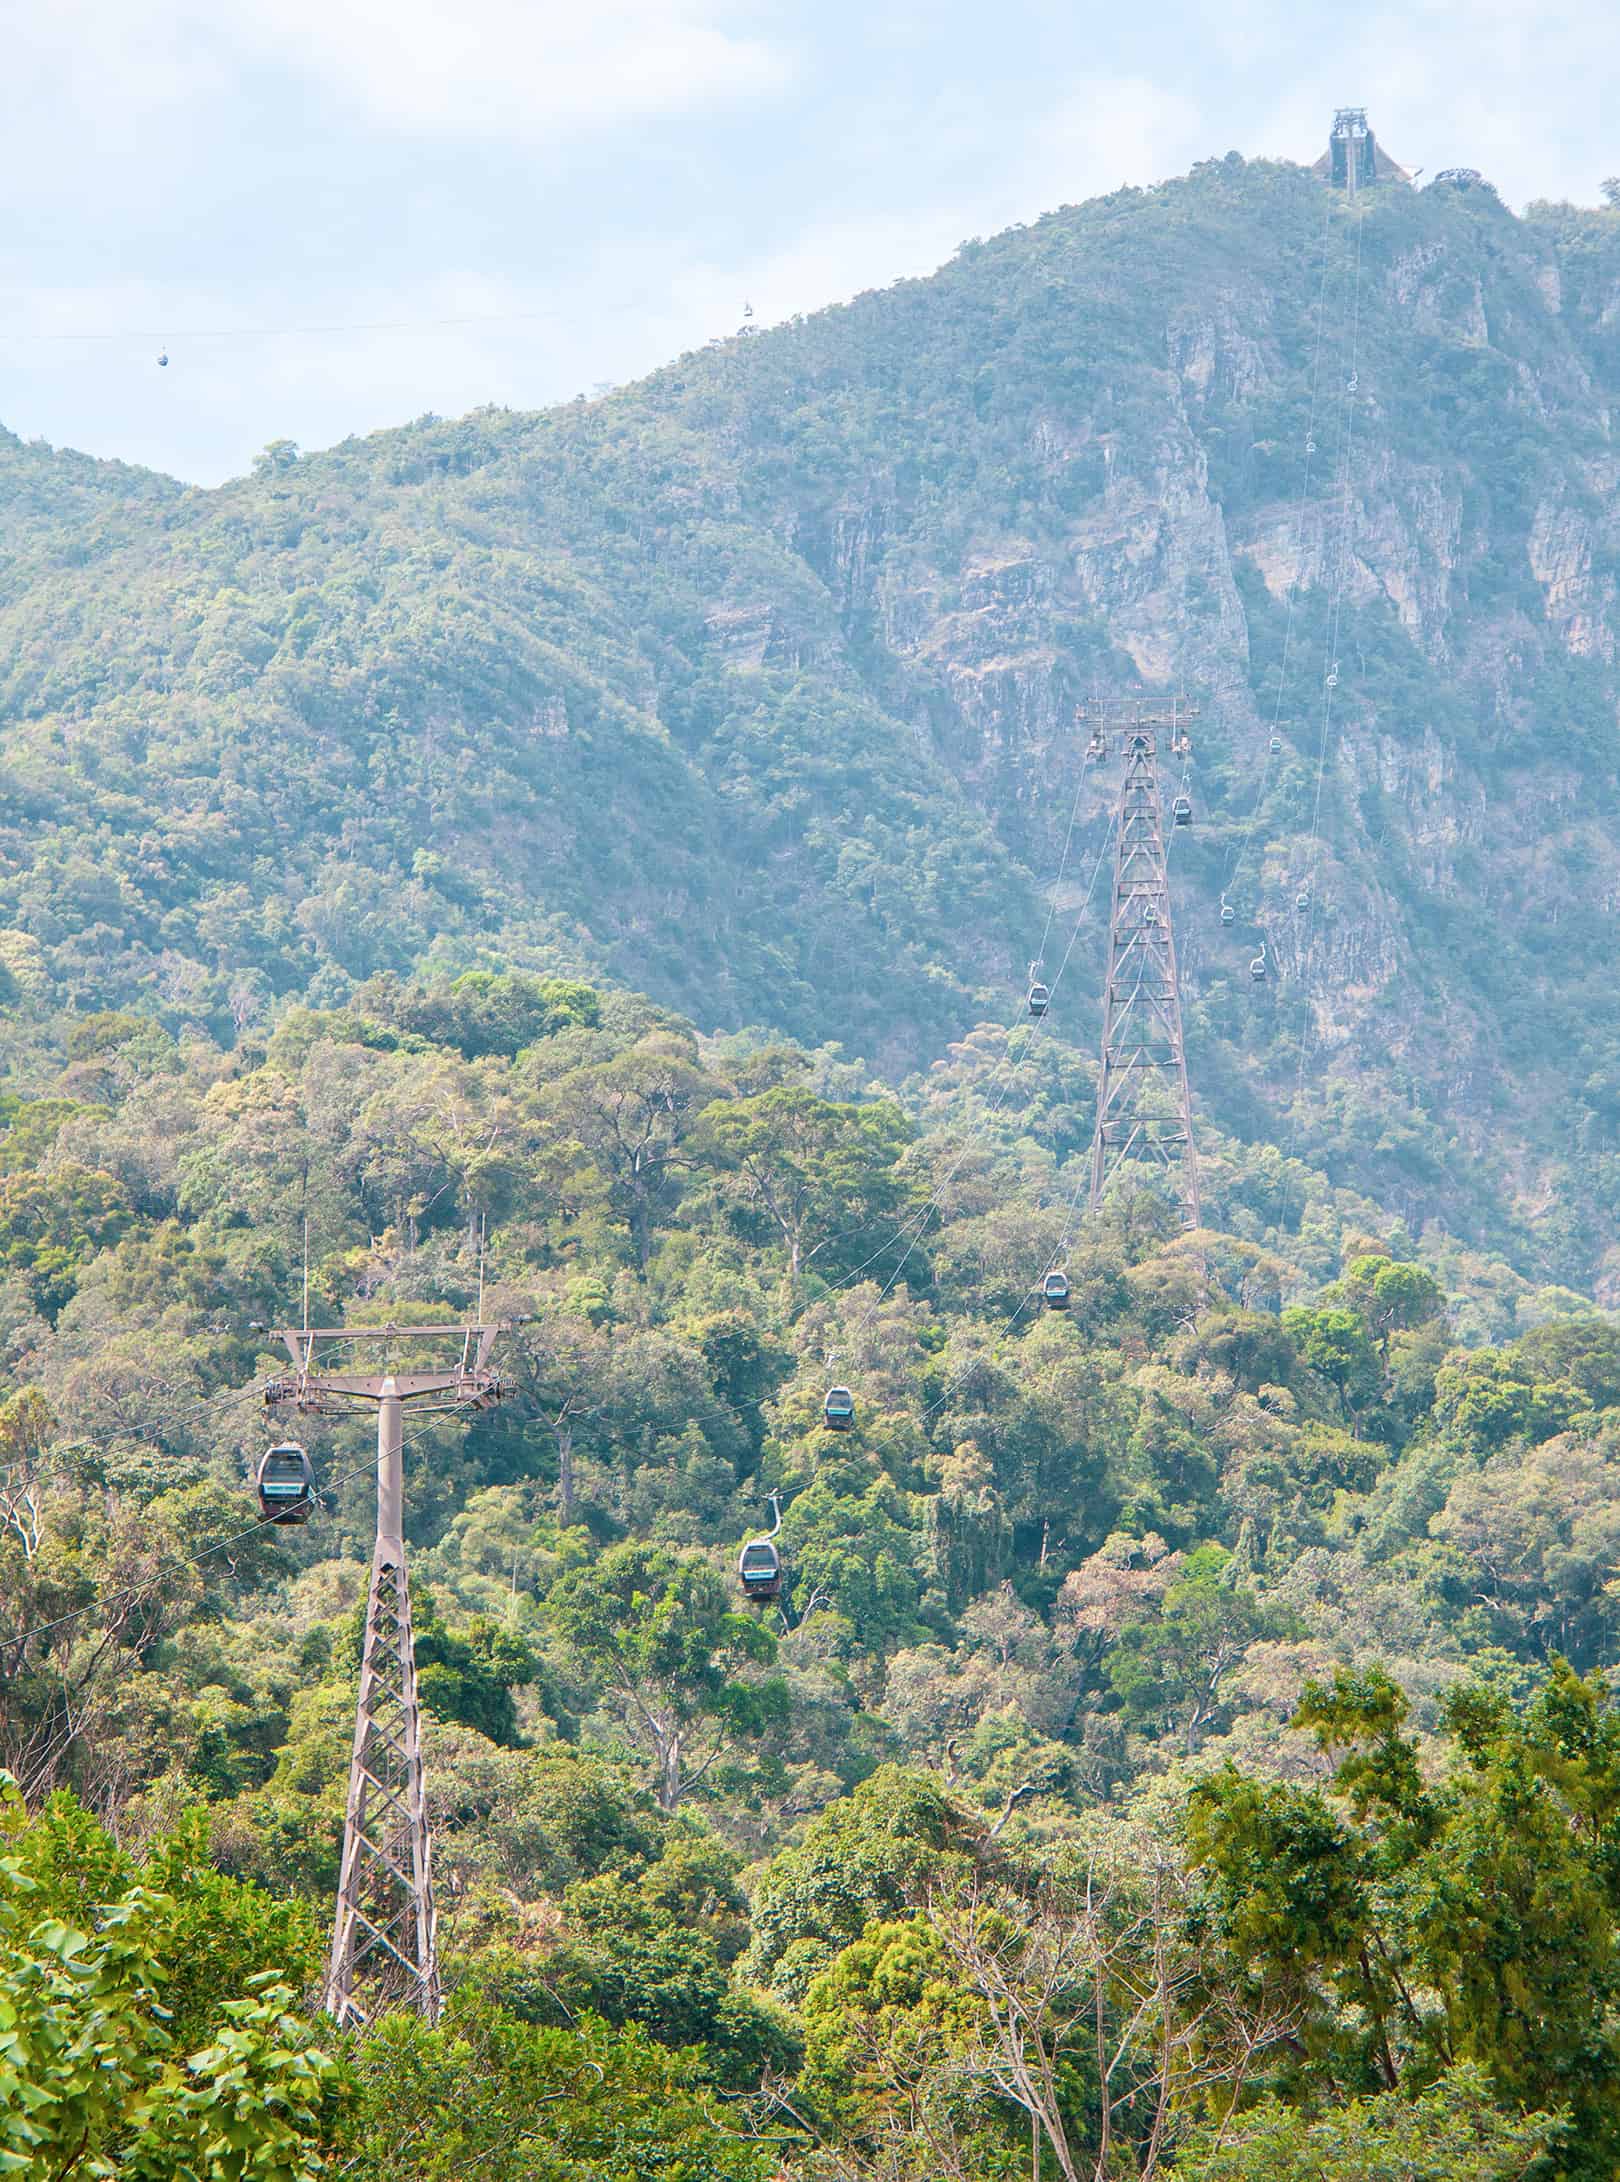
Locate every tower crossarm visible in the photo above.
<box><xmin>274</xmin><ymin>1370</ymin><xmax>500</xmax><ymax>1405</ymax></box>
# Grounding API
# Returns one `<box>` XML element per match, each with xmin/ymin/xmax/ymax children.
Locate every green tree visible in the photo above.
<box><xmin>1430</xmin><ymin>1349</ymin><xmax>1583</xmax><ymax>1453</ymax></box>
<box><xmin>376</xmin><ymin>970</ymin><xmax>600</xmax><ymax>1059</ymax></box>
<box><xmin>1281</xmin><ymin>1306</ymin><xmax>1381</xmax><ymax>1428</ymax></box>
<box><xmin>546</xmin><ymin>1544</ymin><xmax>784</xmax><ymax>1812</ymax></box>
<box><xmin>744</xmin><ymin>1767</ymin><xmax>974</xmax><ymax>1996</ymax></box>
<box><xmin>0</xmin><ymin>1165</ymin><xmax>134</xmax><ymax>1316</ymax></box>
<box><xmin>544</xmin><ymin>1035</ymin><xmax>719</xmax><ymax>1270</ymax></box>
<box><xmin>0</xmin><ymin>1781</ymin><xmax>331</xmax><ymax>2180</ymax></box>
<box><xmin>530</xmin><ymin>1865</ymin><xmax>799</xmax><ymax>2085</ymax></box>
<box><xmin>1186</xmin><ymin>1661</ymin><xmax>1620</xmax><ymax>2177</ymax></box>
<box><xmin>1105</xmin><ymin>1544</ymin><xmax>1273</xmax><ymax>1749</ymax></box>
<box><xmin>329</xmin><ymin>1990</ymin><xmax>774</xmax><ymax>2180</ymax></box>
<box><xmin>410</xmin><ymin>1589</ymin><xmax>539</xmax><ymax>1746</ymax></box>
<box><xmin>703</xmin><ymin>1084</ymin><xmax>918</xmax><ymax>1295</ymax></box>
<box><xmin>1177</xmin><ymin>2062</ymin><xmax>1552</xmax><ymax>2179</ymax></box>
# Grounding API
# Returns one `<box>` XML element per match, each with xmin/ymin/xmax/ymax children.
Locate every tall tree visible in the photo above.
<box><xmin>546</xmin><ymin>1543</ymin><xmax>785</xmax><ymax>1812</ymax></box>
<box><xmin>544</xmin><ymin>1035</ymin><xmax>719</xmax><ymax>1270</ymax></box>
<box><xmin>703</xmin><ymin>1085</ymin><xmax>918</xmax><ymax>1297</ymax></box>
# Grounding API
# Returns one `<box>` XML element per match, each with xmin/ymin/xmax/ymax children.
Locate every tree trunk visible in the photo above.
<box><xmin>656</xmin><ymin>1730</ymin><xmax>681</xmax><ymax>1814</ymax></box>
<box><xmin>556</xmin><ymin>1421</ymin><xmax>575</xmax><ymax>1527</ymax></box>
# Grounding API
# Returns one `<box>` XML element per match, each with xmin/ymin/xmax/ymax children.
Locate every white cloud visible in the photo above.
<box><xmin>1015</xmin><ymin>75</ymin><xmax>1212</xmax><ymax>206</ymax></box>
<box><xmin>229</xmin><ymin>0</ymin><xmax>789</xmax><ymax>134</ymax></box>
<box><xmin>2</xmin><ymin>0</ymin><xmax>788</xmax><ymax>143</ymax></box>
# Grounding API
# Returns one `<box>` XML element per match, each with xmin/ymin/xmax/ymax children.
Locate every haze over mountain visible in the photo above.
<box><xmin>6</xmin><ymin>153</ymin><xmax>1620</xmax><ymax>1289</ymax></box>
<box><xmin>16</xmin><ymin>142</ymin><xmax>1620</xmax><ymax>2180</ymax></box>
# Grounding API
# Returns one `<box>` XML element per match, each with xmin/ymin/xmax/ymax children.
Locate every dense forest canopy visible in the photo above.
<box><xmin>3</xmin><ymin>959</ymin><xmax>1620</xmax><ymax>2174</ymax></box>
<box><xmin>6</xmin><ymin>150</ymin><xmax>1620</xmax><ymax>2179</ymax></box>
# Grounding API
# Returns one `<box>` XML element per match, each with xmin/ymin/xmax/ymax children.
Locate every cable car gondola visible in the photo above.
<box><xmin>1042</xmin><ymin>1269</ymin><xmax>1071</xmax><ymax>1312</ymax></box>
<box><xmin>738</xmin><ymin>1538</ymin><xmax>782</xmax><ymax>1600</ymax></box>
<box><xmin>823</xmin><ymin>1385</ymin><xmax>855</xmax><ymax>1431</ymax></box>
<box><xmin>1027</xmin><ymin>980</ymin><xmax>1050</xmax><ymax>1019</ymax></box>
<box><xmin>256</xmin><ymin>1442</ymin><xmax>315</xmax><ymax>1524</ymax></box>
<box><xmin>1219</xmin><ymin>893</ymin><xmax>1235</xmax><ymax>927</ymax></box>
<box><xmin>1249</xmin><ymin>944</ymin><xmax>1268</xmax><ymax>983</ymax></box>
<box><xmin>1172</xmin><ymin>796</ymin><xmax>1193</xmax><ymax>827</ymax></box>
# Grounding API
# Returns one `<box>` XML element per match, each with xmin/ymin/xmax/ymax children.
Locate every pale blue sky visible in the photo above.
<box><xmin>3</xmin><ymin>0</ymin><xmax>1616</xmax><ymax>484</ymax></box>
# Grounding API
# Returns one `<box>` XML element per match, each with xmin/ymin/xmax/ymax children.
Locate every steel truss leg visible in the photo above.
<box><xmin>323</xmin><ymin>1547</ymin><xmax>438</xmax><ymax>2026</ymax></box>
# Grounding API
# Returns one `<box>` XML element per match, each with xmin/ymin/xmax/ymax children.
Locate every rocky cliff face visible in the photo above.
<box><xmin>5</xmin><ymin>160</ymin><xmax>1620</xmax><ymax>1282</ymax></box>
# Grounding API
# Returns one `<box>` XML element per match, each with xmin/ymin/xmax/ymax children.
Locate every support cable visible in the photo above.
<box><xmin>817</xmin><ymin>739</ymin><xmax>1111</xmax><ymax>1309</ymax></box>
<box><xmin>831</xmin><ymin>787</ymin><xmax>1117</xmax><ymax>1336</ymax></box>
<box><xmin>1223</xmin><ymin>185</ymin><xmax>1341</xmax><ymax>916</ymax></box>
<box><xmin>0</xmin><ymin>1409</ymin><xmax>451</xmax><ymax>1656</ymax></box>
<box><xmin>0</xmin><ymin>1379</ymin><xmax>269</xmax><ymax>1498</ymax></box>
<box><xmin>1287</xmin><ymin>190</ymin><xmax>1367</xmax><ymax>1158</ymax></box>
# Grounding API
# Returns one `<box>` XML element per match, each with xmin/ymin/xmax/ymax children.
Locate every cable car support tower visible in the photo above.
<box><xmin>264</xmin><ymin>1324</ymin><xmax>507</xmax><ymax>2028</ymax></box>
<box><xmin>1081</xmin><ymin>698</ymin><xmax>1202</xmax><ymax>1228</ymax></box>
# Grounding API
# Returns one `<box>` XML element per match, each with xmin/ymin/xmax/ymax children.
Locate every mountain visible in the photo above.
<box><xmin>14</xmin><ymin>149</ymin><xmax>1620</xmax><ymax>2180</ymax></box>
<box><xmin>6</xmin><ymin>158</ymin><xmax>1620</xmax><ymax>1285</ymax></box>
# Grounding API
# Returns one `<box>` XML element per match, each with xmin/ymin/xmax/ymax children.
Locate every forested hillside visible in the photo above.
<box><xmin>7</xmin><ymin>160</ymin><xmax>1620</xmax><ymax>1282</ymax></box>
<box><xmin>3</xmin><ymin>964</ymin><xmax>1620</xmax><ymax>2174</ymax></box>
<box><xmin>8</xmin><ymin>151</ymin><xmax>1620</xmax><ymax>2179</ymax></box>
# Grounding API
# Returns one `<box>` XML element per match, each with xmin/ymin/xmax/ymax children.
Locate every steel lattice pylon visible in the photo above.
<box><xmin>328</xmin><ymin>1544</ymin><xmax>437</xmax><ymax>2025</ymax></box>
<box><xmin>263</xmin><ymin>1325</ymin><xmax>506</xmax><ymax>2029</ymax></box>
<box><xmin>1084</xmin><ymin>701</ymin><xmax>1202</xmax><ymax>1227</ymax></box>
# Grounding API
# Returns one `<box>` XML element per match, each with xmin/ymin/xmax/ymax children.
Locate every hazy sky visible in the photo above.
<box><xmin>4</xmin><ymin>0</ymin><xmax>1615</xmax><ymax>484</ymax></box>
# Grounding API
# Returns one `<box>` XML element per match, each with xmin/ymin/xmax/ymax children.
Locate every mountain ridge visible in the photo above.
<box><xmin>6</xmin><ymin>155</ymin><xmax>1620</xmax><ymax>1285</ymax></box>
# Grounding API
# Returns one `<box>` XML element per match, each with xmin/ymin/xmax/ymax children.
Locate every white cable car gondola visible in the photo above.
<box><xmin>739</xmin><ymin>1492</ymin><xmax>786</xmax><ymax>1601</ymax></box>
<box><xmin>256</xmin><ymin>1442</ymin><xmax>315</xmax><ymax>1524</ymax></box>
<box><xmin>1042</xmin><ymin>1269</ymin><xmax>1071</xmax><ymax>1312</ymax></box>
<box><xmin>1027</xmin><ymin>980</ymin><xmax>1051</xmax><ymax>1019</ymax></box>
<box><xmin>738</xmin><ymin>1537</ymin><xmax>782</xmax><ymax>1600</ymax></box>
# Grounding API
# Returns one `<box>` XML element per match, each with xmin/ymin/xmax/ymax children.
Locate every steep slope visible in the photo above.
<box><xmin>5</xmin><ymin>158</ymin><xmax>1620</xmax><ymax>1281</ymax></box>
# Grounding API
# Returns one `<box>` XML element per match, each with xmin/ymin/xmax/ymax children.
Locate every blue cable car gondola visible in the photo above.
<box><xmin>256</xmin><ymin>1442</ymin><xmax>315</xmax><ymax>1524</ymax></box>
<box><xmin>823</xmin><ymin>1385</ymin><xmax>855</xmax><ymax>1431</ymax></box>
<box><xmin>1042</xmin><ymin>1270</ymin><xmax>1071</xmax><ymax>1311</ymax></box>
